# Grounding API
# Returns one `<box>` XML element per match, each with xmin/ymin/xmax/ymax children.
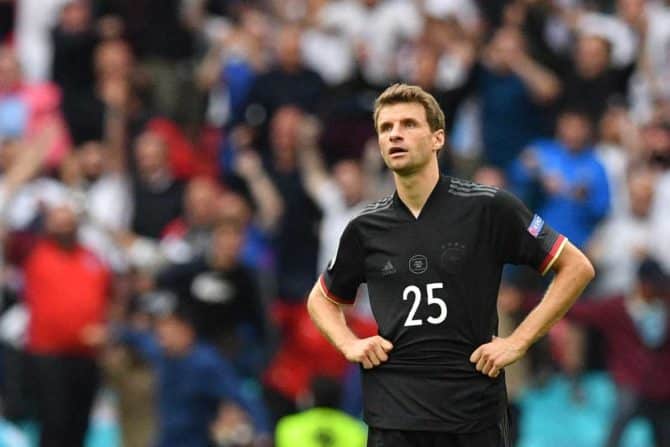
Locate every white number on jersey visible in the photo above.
<box><xmin>402</xmin><ymin>282</ymin><xmax>447</xmax><ymax>327</ymax></box>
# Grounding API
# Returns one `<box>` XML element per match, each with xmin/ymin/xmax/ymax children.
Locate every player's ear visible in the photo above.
<box><xmin>432</xmin><ymin>129</ymin><xmax>445</xmax><ymax>151</ymax></box>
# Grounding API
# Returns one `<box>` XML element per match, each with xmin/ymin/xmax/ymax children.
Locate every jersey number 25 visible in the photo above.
<box><xmin>402</xmin><ymin>282</ymin><xmax>447</xmax><ymax>327</ymax></box>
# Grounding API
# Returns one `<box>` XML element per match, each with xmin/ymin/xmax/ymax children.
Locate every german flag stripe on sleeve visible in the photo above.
<box><xmin>539</xmin><ymin>235</ymin><xmax>568</xmax><ymax>276</ymax></box>
<box><xmin>319</xmin><ymin>275</ymin><xmax>355</xmax><ymax>305</ymax></box>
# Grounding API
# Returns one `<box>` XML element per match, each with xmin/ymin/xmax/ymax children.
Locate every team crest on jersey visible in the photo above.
<box><xmin>441</xmin><ymin>242</ymin><xmax>466</xmax><ymax>273</ymax></box>
<box><xmin>527</xmin><ymin>214</ymin><xmax>544</xmax><ymax>238</ymax></box>
<box><xmin>409</xmin><ymin>255</ymin><xmax>428</xmax><ymax>274</ymax></box>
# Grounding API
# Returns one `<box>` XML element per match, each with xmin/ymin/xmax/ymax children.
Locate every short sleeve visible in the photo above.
<box><xmin>492</xmin><ymin>190</ymin><xmax>567</xmax><ymax>275</ymax></box>
<box><xmin>319</xmin><ymin>221</ymin><xmax>365</xmax><ymax>305</ymax></box>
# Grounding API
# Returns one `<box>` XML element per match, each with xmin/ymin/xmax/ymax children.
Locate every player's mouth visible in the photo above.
<box><xmin>388</xmin><ymin>147</ymin><xmax>408</xmax><ymax>158</ymax></box>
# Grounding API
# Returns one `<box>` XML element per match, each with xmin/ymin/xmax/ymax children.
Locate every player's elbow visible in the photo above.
<box><xmin>306</xmin><ymin>286</ymin><xmax>317</xmax><ymax>315</ymax></box>
<box><xmin>554</xmin><ymin>242</ymin><xmax>596</xmax><ymax>286</ymax></box>
<box><xmin>573</xmin><ymin>252</ymin><xmax>596</xmax><ymax>286</ymax></box>
<box><xmin>306</xmin><ymin>282</ymin><xmax>325</xmax><ymax>317</ymax></box>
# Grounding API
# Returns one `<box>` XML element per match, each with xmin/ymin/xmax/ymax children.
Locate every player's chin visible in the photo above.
<box><xmin>387</xmin><ymin>159</ymin><xmax>415</xmax><ymax>175</ymax></box>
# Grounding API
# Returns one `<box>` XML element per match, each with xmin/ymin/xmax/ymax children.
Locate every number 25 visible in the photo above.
<box><xmin>403</xmin><ymin>282</ymin><xmax>447</xmax><ymax>327</ymax></box>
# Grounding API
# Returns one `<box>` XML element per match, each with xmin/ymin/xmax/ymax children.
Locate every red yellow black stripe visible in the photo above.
<box><xmin>318</xmin><ymin>275</ymin><xmax>355</xmax><ymax>305</ymax></box>
<box><xmin>539</xmin><ymin>235</ymin><xmax>568</xmax><ymax>276</ymax></box>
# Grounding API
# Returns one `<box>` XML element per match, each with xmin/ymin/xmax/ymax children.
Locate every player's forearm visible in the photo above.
<box><xmin>508</xmin><ymin>243</ymin><xmax>595</xmax><ymax>351</ymax></box>
<box><xmin>306</xmin><ymin>283</ymin><xmax>359</xmax><ymax>353</ymax></box>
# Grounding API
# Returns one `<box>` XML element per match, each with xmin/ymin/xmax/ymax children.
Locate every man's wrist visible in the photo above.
<box><xmin>335</xmin><ymin>334</ymin><xmax>360</xmax><ymax>355</ymax></box>
<box><xmin>507</xmin><ymin>332</ymin><xmax>532</xmax><ymax>354</ymax></box>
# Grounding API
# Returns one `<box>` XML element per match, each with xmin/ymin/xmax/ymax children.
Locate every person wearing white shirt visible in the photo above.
<box><xmin>588</xmin><ymin>164</ymin><xmax>656</xmax><ymax>296</ymax></box>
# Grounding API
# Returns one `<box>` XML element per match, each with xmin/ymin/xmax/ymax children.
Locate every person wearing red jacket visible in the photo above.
<box><xmin>566</xmin><ymin>257</ymin><xmax>670</xmax><ymax>447</ymax></box>
<box><xmin>24</xmin><ymin>203</ymin><xmax>110</xmax><ymax>447</ymax></box>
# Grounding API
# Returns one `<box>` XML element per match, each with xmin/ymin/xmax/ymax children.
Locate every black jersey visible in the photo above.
<box><xmin>320</xmin><ymin>176</ymin><xmax>567</xmax><ymax>433</ymax></box>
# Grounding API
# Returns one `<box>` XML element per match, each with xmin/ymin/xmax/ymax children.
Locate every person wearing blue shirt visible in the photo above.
<box><xmin>477</xmin><ymin>27</ymin><xmax>561</xmax><ymax>170</ymax></box>
<box><xmin>509</xmin><ymin>109</ymin><xmax>611</xmax><ymax>248</ymax></box>
<box><xmin>118</xmin><ymin>301</ymin><xmax>270</xmax><ymax>447</ymax></box>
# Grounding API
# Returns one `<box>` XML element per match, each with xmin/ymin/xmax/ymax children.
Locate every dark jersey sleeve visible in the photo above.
<box><xmin>319</xmin><ymin>220</ymin><xmax>365</xmax><ymax>305</ymax></box>
<box><xmin>491</xmin><ymin>189</ymin><xmax>567</xmax><ymax>275</ymax></box>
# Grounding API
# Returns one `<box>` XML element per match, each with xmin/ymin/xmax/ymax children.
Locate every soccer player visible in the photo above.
<box><xmin>307</xmin><ymin>83</ymin><xmax>595</xmax><ymax>446</ymax></box>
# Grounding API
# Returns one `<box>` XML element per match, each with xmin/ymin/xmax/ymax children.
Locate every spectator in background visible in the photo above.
<box><xmin>0</xmin><ymin>124</ymin><xmax>60</xmax><ymax>424</ymax></box>
<box><xmin>130</xmin><ymin>131</ymin><xmax>184</xmax><ymax>239</ymax></box>
<box><xmin>396</xmin><ymin>23</ymin><xmax>476</xmax><ymax>133</ymax></box>
<box><xmin>301</xmin><ymin>1</ymin><xmax>357</xmax><ymax>88</ymax></box>
<box><xmin>57</xmin><ymin>140</ymin><xmax>131</xmax><ymax>271</ymax></box>
<box><xmin>196</xmin><ymin>6</ymin><xmax>270</xmax><ymax>128</ymax></box>
<box><xmin>216</xmin><ymin>182</ymin><xmax>279</xmax><ymax>274</ymax></box>
<box><xmin>477</xmin><ymin>26</ymin><xmax>561</xmax><ymax>170</ymax></box>
<box><xmin>103</xmin><ymin>325</ymin><xmax>156</xmax><ymax>447</ymax></box>
<box><xmin>639</xmin><ymin>118</ymin><xmax>670</xmax><ymax>173</ymax></box>
<box><xmin>227</xmin><ymin>143</ymin><xmax>284</xmax><ymax>245</ymax></box>
<box><xmin>154</xmin><ymin>217</ymin><xmax>268</xmax><ymax>376</ymax></box>
<box><xmin>510</xmin><ymin>108</ymin><xmax>610</xmax><ymax>248</ymax></box>
<box><xmin>117</xmin><ymin>300</ymin><xmax>270</xmax><ymax>447</ymax></box>
<box><xmin>295</xmin><ymin>115</ymin><xmax>368</xmax><ymax>273</ymax></box>
<box><xmin>51</xmin><ymin>0</ymin><xmax>101</xmax><ymax>144</ymax></box>
<box><xmin>0</xmin><ymin>124</ymin><xmax>60</xmax><ymax>230</ymax></box>
<box><xmin>588</xmin><ymin>164</ymin><xmax>656</xmax><ymax>296</ymax></box>
<box><xmin>558</xmin><ymin>33</ymin><xmax>635</xmax><ymax>124</ymax></box>
<box><xmin>630</xmin><ymin>117</ymin><xmax>670</xmax><ymax>272</ymax></box>
<box><xmin>14</xmin><ymin>0</ymin><xmax>70</xmax><ymax>82</ymax></box>
<box><xmin>159</xmin><ymin>176</ymin><xmax>221</xmax><ymax>265</ymax></box>
<box><xmin>275</xmin><ymin>376</ymin><xmax>367</xmax><ymax>447</ymax></box>
<box><xmin>256</xmin><ymin>105</ymin><xmax>321</xmax><ymax>301</ymax></box>
<box><xmin>95</xmin><ymin>0</ymin><xmax>204</xmax><ymax>127</ymax></box>
<box><xmin>564</xmin><ymin>258</ymin><xmax>670</xmax><ymax>447</ymax></box>
<box><xmin>243</xmin><ymin>24</ymin><xmax>324</xmax><ymax>139</ymax></box>
<box><xmin>618</xmin><ymin>0</ymin><xmax>670</xmax><ymax>122</ymax></box>
<box><xmin>648</xmin><ymin>130</ymin><xmax>670</xmax><ymax>271</ymax></box>
<box><xmin>0</xmin><ymin>46</ymin><xmax>71</xmax><ymax>167</ymax></box>
<box><xmin>24</xmin><ymin>202</ymin><xmax>111</xmax><ymax>447</ymax></box>
<box><xmin>595</xmin><ymin>103</ymin><xmax>637</xmax><ymax>216</ymax></box>
<box><xmin>314</xmin><ymin>0</ymin><xmax>423</xmax><ymax>87</ymax></box>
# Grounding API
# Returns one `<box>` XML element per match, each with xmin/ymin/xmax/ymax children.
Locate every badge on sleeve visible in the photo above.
<box><xmin>527</xmin><ymin>214</ymin><xmax>544</xmax><ymax>238</ymax></box>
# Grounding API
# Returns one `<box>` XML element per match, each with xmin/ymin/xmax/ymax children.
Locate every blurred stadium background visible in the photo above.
<box><xmin>0</xmin><ymin>0</ymin><xmax>668</xmax><ymax>446</ymax></box>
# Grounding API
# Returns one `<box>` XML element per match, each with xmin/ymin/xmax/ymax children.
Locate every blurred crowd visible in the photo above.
<box><xmin>0</xmin><ymin>0</ymin><xmax>669</xmax><ymax>446</ymax></box>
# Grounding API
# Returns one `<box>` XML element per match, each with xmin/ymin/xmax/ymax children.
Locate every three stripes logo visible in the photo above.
<box><xmin>381</xmin><ymin>260</ymin><xmax>397</xmax><ymax>276</ymax></box>
<box><xmin>448</xmin><ymin>178</ymin><xmax>497</xmax><ymax>197</ymax></box>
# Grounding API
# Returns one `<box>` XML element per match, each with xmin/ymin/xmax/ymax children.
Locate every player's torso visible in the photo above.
<box><xmin>357</xmin><ymin>179</ymin><xmax>504</xmax><ymax>375</ymax></box>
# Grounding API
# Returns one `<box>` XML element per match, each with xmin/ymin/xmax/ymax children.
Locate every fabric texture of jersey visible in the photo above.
<box><xmin>320</xmin><ymin>176</ymin><xmax>566</xmax><ymax>433</ymax></box>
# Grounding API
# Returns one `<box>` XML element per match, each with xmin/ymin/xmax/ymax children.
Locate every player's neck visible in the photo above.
<box><xmin>394</xmin><ymin>163</ymin><xmax>440</xmax><ymax>218</ymax></box>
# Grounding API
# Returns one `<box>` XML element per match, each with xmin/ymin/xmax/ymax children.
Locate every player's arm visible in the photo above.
<box><xmin>471</xmin><ymin>241</ymin><xmax>594</xmax><ymax>377</ymax></box>
<box><xmin>307</xmin><ymin>282</ymin><xmax>393</xmax><ymax>369</ymax></box>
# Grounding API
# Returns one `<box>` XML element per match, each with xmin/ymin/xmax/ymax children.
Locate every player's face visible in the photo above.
<box><xmin>376</xmin><ymin>102</ymin><xmax>444</xmax><ymax>176</ymax></box>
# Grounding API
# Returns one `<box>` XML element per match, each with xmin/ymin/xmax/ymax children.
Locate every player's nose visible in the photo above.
<box><xmin>389</xmin><ymin>124</ymin><xmax>403</xmax><ymax>141</ymax></box>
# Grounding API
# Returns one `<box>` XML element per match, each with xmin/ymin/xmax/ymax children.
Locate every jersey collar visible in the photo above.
<box><xmin>392</xmin><ymin>175</ymin><xmax>450</xmax><ymax>221</ymax></box>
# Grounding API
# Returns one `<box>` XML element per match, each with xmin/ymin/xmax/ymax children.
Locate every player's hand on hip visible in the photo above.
<box><xmin>342</xmin><ymin>336</ymin><xmax>393</xmax><ymax>369</ymax></box>
<box><xmin>469</xmin><ymin>336</ymin><xmax>526</xmax><ymax>378</ymax></box>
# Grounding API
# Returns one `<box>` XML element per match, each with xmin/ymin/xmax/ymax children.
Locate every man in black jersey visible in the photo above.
<box><xmin>307</xmin><ymin>83</ymin><xmax>595</xmax><ymax>447</ymax></box>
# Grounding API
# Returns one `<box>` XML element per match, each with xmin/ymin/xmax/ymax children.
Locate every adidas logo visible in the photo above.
<box><xmin>381</xmin><ymin>260</ymin><xmax>397</xmax><ymax>276</ymax></box>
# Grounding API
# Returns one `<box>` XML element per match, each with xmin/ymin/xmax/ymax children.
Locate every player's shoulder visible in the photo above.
<box><xmin>445</xmin><ymin>176</ymin><xmax>501</xmax><ymax>202</ymax></box>
<box><xmin>444</xmin><ymin>177</ymin><xmax>527</xmax><ymax>218</ymax></box>
<box><xmin>352</xmin><ymin>194</ymin><xmax>395</xmax><ymax>221</ymax></box>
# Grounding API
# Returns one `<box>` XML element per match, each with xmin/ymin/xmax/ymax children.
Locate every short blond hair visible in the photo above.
<box><xmin>373</xmin><ymin>83</ymin><xmax>445</xmax><ymax>133</ymax></box>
